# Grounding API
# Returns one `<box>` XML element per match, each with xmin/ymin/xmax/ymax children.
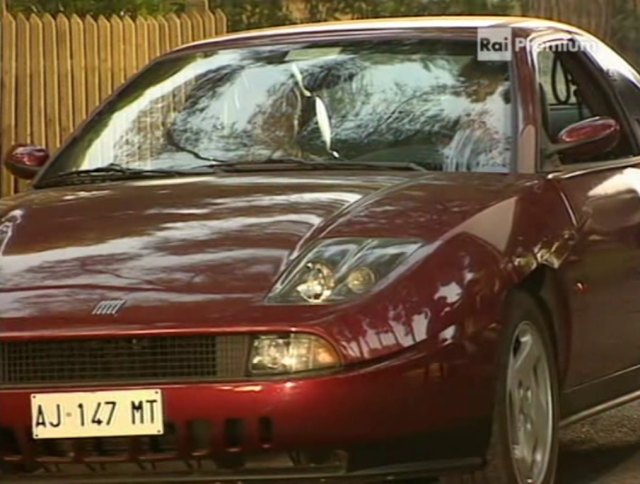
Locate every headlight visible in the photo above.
<box><xmin>249</xmin><ymin>334</ymin><xmax>340</xmax><ymax>375</ymax></box>
<box><xmin>267</xmin><ymin>238</ymin><xmax>423</xmax><ymax>304</ymax></box>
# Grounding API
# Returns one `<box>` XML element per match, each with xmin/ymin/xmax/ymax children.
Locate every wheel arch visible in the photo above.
<box><xmin>516</xmin><ymin>264</ymin><xmax>572</xmax><ymax>387</ymax></box>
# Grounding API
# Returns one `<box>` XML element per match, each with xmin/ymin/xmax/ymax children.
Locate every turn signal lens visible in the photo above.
<box><xmin>249</xmin><ymin>334</ymin><xmax>340</xmax><ymax>375</ymax></box>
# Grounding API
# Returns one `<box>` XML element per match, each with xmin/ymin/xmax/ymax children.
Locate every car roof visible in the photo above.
<box><xmin>177</xmin><ymin>16</ymin><xmax>590</xmax><ymax>52</ymax></box>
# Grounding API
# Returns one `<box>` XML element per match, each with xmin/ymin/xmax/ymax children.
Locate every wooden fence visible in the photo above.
<box><xmin>0</xmin><ymin>10</ymin><xmax>227</xmax><ymax>196</ymax></box>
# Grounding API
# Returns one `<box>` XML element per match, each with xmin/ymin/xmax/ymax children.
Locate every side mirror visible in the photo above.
<box><xmin>4</xmin><ymin>144</ymin><xmax>50</xmax><ymax>180</ymax></box>
<box><xmin>547</xmin><ymin>116</ymin><xmax>621</xmax><ymax>163</ymax></box>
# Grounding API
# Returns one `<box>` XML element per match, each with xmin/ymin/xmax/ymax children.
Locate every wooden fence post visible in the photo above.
<box><xmin>0</xmin><ymin>8</ymin><xmax>227</xmax><ymax>197</ymax></box>
<box><xmin>0</xmin><ymin>0</ymin><xmax>4</xmax><ymax>193</ymax></box>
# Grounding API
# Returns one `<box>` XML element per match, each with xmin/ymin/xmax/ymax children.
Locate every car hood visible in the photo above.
<box><xmin>0</xmin><ymin>173</ymin><xmax>415</xmax><ymax>296</ymax></box>
<box><xmin>0</xmin><ymin>171</ymin><xmax>541</xmax><ymax>323</ymax></box>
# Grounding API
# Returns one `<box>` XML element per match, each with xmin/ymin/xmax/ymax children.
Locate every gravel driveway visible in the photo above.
<box><xmin>558</xmin><ymin>400</ymin><xmax>640</xmax><ymax>483</ymax></box>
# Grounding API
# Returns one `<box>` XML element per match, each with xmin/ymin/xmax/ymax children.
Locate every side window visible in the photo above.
<box><xmin>536</xmin><ymin>44</ymin><xmax>635</xmax><ymax>163</ymax></box>
<box><xmin>583</xmin><ymin>37</ymin><xmax>640</xmax><ymax>143</ymax></box>
<box><xmin>537</xmin><ymin>50</ymin><xmax>588</xmax><ymax>137</ymax></box>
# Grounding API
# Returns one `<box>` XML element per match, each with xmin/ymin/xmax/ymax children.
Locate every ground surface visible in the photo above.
<box><xmin>558</xmin><ymin>400</ymin><xmax>640</xmax><ymax>483</ymax></box>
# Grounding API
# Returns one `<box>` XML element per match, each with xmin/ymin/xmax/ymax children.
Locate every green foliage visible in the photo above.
<box><xmin>209</xmin><ymin>0</ymin><xmax>294</xmax><ymax>30</ymax></box>
<box><xmin>211</xmin><ymin>0</ymin><xmax>516</xmax><ymax>31</ymax></box>
<box><xmin>610</xmin><ymin>0</ymin><xmax>640</xmax><ymax>68</ymax></box>
<box><xmin>612</xmin><ymin>0</ymin><xmax>640</xmax><ymax>46</ymax></box>
<box><xmin>305</xmin><ymin>0</ymin><xmax>515</xmax><ymax>21</ymax></box>
<box><xmin>9</xmin><ymin>0</ymin><xmax>187</xmax><ymax>16</ymax></box>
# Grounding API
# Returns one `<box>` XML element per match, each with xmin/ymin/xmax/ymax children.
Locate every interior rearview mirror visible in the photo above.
<box><xmin>4</xmin><ymin>144</ymin><xmax>50</xmax><ymax>180</ymax></box>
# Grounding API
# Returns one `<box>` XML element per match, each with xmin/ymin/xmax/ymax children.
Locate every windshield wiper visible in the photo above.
<box><xmin>336</xmin><ymin>160</ymin><xmax>428</xmax><ymax>172</ymax></box>
<box><xmin>192</xmin><ymin>158</ymin><xmax>428</xmax><ymax>172</ymax></box>
<box><xmin>255</xmin><ymin>158</ymin><xmax>428</xmax><ymax>172</ymax></box>
<box><xmin>165</xmin><ymin>129</ymin><xmax>228</xmax><ymax>163</ymax></box>
<box><xmin>38</xmin><ymin>163</ymin><xmax>187</xmax><ymax>187</ymax></box>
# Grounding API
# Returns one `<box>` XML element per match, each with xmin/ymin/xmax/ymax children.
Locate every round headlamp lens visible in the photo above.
<box><xmin>346</xmin><ymin>266</ymin><xmax>377</xmax><ymax>294</ymax></box>
<box><xmin>295</xmin><ymin>262</ymin><xmax>335</xmax><ymax>303</ymax></box>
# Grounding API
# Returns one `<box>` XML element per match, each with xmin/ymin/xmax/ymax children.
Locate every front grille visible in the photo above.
<box><xmin>0</xmin><ymin>335</ymin><xmax>250</xmax><ymax>388</ymax></box>
<box><xmin>0</xmin><ymin>421</ymin><xmax>348</xmax><ymax>481</ymax></box>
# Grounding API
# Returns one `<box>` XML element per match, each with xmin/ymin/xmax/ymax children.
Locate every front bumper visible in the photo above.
<box><xmin>0</xmin><ymin>346</ymin><xmax>490</xmax><ymax>482</ymax></box>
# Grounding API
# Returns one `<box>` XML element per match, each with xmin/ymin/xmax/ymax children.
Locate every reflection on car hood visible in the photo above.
<box><xmin>0</xmin><ymin>173</ymin><xmax>417</xmax><ymax>298</ymax></box>
<box><xmin>0</xmin><ymin>171</ymin><xmax>548</xmax><ymax>330</ymax></box>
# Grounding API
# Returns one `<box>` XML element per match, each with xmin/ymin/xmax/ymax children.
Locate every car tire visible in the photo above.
<box><xmin>441</xmin><ymin>289</ymin><xmax>560</xmax><ymax>484</ymax></box>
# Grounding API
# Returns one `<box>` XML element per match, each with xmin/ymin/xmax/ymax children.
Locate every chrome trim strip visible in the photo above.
<box><xmin>91</xmin><ymin>299</ymin><xmax>126</xmax><ymax>316</ymax></box>
<box><xmin>547</xmin><ymin>157</ymin><xmax>640</xmax><ymax>180</ymax></box>
<box><xmin>560</xmin><ymin>388</ymin><xmax>640</xmax><ymax>428</ymax></box>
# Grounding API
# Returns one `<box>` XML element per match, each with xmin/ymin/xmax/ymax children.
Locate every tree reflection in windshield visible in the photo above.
<box><xmin>44</xmin><ymin>39</ymin><xmax>513</xmax><ymax>181</ymax></box>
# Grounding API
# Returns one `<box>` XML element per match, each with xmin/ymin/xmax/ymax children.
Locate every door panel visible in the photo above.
<box><xmin>534</xmin><ymin>35</ymin><xmax>640</xmax><ymax>392</ymax></box>
<box><xmin>554</xmin><ymin>162</ymin><xmax>640</xmax><ymax>389</ymax></box>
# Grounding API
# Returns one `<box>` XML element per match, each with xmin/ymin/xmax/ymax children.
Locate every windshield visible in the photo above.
<box><xmin>39</xmin><ymin>38</ymin><xmax>513</xmax><ymax>182</ymax></box>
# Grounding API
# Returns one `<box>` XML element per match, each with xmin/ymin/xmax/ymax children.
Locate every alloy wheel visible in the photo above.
<box><xmin>506</xmin><ymin>321</ymin><xmax>554</xmax><ymax>484</ymax></box>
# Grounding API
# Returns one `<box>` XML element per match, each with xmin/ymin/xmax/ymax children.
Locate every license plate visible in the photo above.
<box><xmin>31</xmin><ymin>389</ymin><xmax>164</xmax><ymax>439</ymax></box>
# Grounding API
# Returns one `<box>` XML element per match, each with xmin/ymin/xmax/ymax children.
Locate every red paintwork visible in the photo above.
<box><xmin>5</xmin><ymin>144</ymin><xmax>50</xmax><ymax>180</ymax></box>
<box><xmin>3</xmin><ymin>16</ymin><xmax>640</xmax><ymax>481</ymax></box>
<box><xmin>0</xmin><ymin>346</ymin><xmax>486</xmax><ymax>460</ymax></box>
<box><xmin>557</xmin><ymin>116</ymin><xmax>621</xmax><ymax>160</ymax></box>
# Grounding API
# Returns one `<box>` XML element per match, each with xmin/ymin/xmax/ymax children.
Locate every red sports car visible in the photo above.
<box><xmin>2</xmin><ymin>16</ymin><xmax>640</xmax><ymax>484</ymax></box>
